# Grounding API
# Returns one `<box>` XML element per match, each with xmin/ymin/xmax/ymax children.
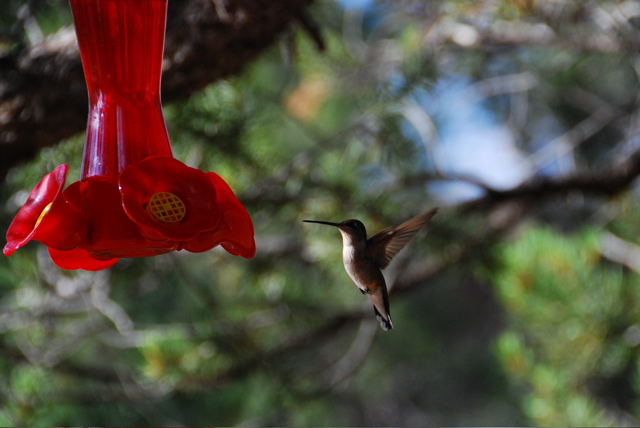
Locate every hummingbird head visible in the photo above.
<box><xmin>303</xmin><ymin>218</ymin><xmax>368</xmax><ymax>243</ymax></box>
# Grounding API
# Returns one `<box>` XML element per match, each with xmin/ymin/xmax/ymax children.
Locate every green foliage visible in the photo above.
<box><xmin>495</xmin><ymin>227</ymin><xmax>640</xmax><ymax>426</ymax></box>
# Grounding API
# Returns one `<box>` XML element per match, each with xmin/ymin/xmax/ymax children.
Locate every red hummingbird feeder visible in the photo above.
<box><xmin>4</xmin><ymin>0</ymin><xmax>256</xmax><ymax>270</ymax></box>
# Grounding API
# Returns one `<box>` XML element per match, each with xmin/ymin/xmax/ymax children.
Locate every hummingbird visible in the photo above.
<box><xmin>304</xmin><ymin>208</ymin><xmax>438</xmax><ymax>331</ymax></box>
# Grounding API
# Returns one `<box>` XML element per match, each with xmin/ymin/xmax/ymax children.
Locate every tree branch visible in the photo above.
<box><xmin>463</xmin><ymin>151</ymin><xmax>640</xmax><ymax>213</ymax></box>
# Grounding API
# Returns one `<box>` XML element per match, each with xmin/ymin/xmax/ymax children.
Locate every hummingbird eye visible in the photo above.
<box><xmin>344</xmin><ymin>219</ymin><xmax>365</xmax><ymax>232</ymax></box>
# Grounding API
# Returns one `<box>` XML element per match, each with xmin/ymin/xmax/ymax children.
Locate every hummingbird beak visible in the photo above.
<box><xmin>303</xmin><ymin>220</ymin><xmax>342</xmax><ymax>227</ymax></box>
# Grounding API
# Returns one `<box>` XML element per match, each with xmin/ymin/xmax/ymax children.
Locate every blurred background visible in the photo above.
<box><xmin>2</xmin><ymin>0</ymin><xmax>640</xmax><ymax>425</ymax></box>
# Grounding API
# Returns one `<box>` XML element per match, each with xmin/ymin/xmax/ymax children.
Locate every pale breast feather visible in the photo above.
<box><xmin>342</xmin><ymin>244</ymin><xmax>359</xmax><ymax>283</ymax></box>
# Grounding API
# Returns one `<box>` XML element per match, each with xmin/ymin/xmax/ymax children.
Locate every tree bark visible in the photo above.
<box><xmin>0</xmin><ymin>0</ymin><xmax>317</xmax><ymax>182</ymax></box>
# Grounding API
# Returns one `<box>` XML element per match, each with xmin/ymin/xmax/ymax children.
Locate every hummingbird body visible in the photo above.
<box><xmin>340</xmin><ymin>228</ymin><xmax>392</xmax><ymax>329</ymax></box>
<box><xmin>304</xmin><ymin>208</ymin><xmax>438</xmax><ymax>331</ymax></box>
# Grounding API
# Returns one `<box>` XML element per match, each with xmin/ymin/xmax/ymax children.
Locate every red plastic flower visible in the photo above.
<box><xmin>73</xmin><ymin>177</ymin><xmax>177</xmax><ymax>260</ymax></box>
<box><xmin>6</xmin><ymin>158</ymin><xmax>255</xmax><ymax>270</ymax></box>
<box><xmin>181</xmin><ymin>172</ymin><xmax>256</xmax><ymax>258</ymax></box>
<box><xmin>49</xmin><ymin>247</ymin><xmax>119</xmax><ymax>272</ymax></box>
<box><xmin>4</xmin><ymin>165</ymin><xmax>87</xmax><ymax>256</ymax></box>
<box><xmin>119</xmin><ymin>156</ymin><xmax>221</xmax><ymax>242</ymax></box>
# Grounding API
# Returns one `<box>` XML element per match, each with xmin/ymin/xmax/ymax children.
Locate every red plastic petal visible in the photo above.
<box><xmin>79</xmin><ymin>177</ymin><xmax>177</xmax><ymax>259</ymax></box>
<box><xmin>120</xmin><ymin>156</ymin><xmax>221</xmax><ymax>241</ymax></box>
<box><xmin>4</xmin><ymin>165</ymin><xmax>87</xmax><ymax>256</ymax></box>
<box><xmin>49</xmin><ymin>247</ymin><xmax>119</xmax><ymax>271</ymax></box>
<box><xmin>183</xmin><ymin>172</ymin><xmax>256</xmax><ymax>258</ymax></box>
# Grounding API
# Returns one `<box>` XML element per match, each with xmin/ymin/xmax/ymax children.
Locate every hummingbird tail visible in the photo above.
<box><xmin>373</xmin><ymin>306</ymin><xmax>393</xmax><ymax>331</ymax></box>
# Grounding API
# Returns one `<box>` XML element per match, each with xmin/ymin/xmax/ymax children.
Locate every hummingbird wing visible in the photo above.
<box><xmin>366</xmin><ymin>208</ymin><xmax>438</xmax><ymax>269</ymax></box>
